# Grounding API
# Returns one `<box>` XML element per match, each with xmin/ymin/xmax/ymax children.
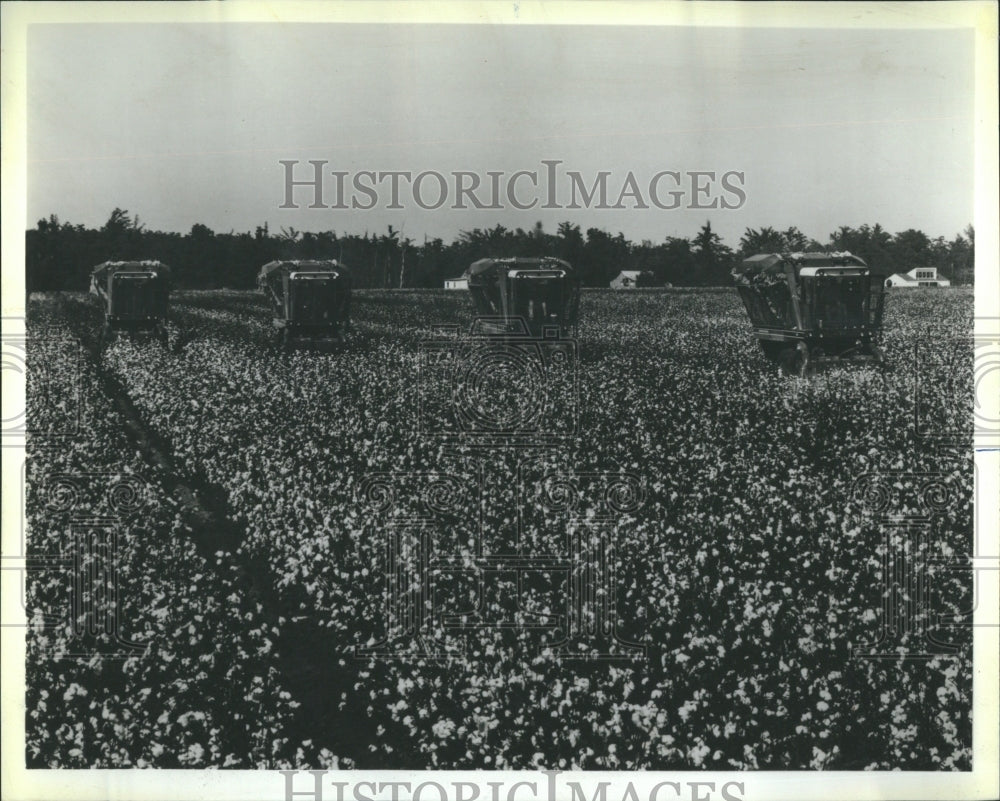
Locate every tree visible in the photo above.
<box><xmin>556</xmin><ymin>222</ymin><xmax>584</xmax><ymax>269</ymax></box>
<box><xmin>739</xmin><ymin>227</ymin><xmax>785</xmax><ymax>256</ymax></box>
<box><xmin>102</xmin><ymin>208</ymin><xmax>136</xmax><ymax>235</ymax></box>
<box><xmin>692</xmin><ymin>221</ymin><xmax>733</xmax><ymax>285</ymax></box>
<box><xmin>890</xmin><ymin>228</ymin><xmax>932</xmax><ymax>270</ymax></box>
<box><xmin>828</xmin><ymin>224</ymin><xmax>894</xmax><ymax>273</ymax></box>
<box><xmin>378</xmin><ymin>225</ymin><xmax>400</xmax><ymax>288</ymax></box>
<box><xmin>24</xmin><ymin>213</ymin><xmax>973</xmax><ymax>292</ymax></box>
<box><xmin>660</xmin><ymin>236</ymin><xmax>695</xmax><ymax>286</ymax></box>
<box><xmin>947</xmin><ymin>225</ymin><xmax>974</xmax><ymax>284</ymax></box>
<box><xmin>582</xmin><ymin>227</ymin><xmax>630</xmax><ymax>286</ymax></box>
<box><xmin>398</xmin><ymin>233</ymin><xmax>414</xmax><ymax>288</ymax></box>
<box><xmin>100</xmin><ymin>208</ymin><xmax>145</xmax><ymax>261</ymax></box>
<box><xmin>782</xmin><ymin>227</ymin><xmax>810</xmax><ymax>251</ymax></box>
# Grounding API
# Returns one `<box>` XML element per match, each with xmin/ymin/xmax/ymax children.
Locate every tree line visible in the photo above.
<box><xmin>26</xmin><ymin>209</ymin><xmax>974</xmax><ymax>291</ymax></box>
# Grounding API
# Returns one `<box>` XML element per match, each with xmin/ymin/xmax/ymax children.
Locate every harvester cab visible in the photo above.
<box><xmin>464</xmin><ymin>257</ymin><xmax>581</xmax><ymax>337</ymax></box>
<box><xmin>732</xmin><ymin>251</ymin><xmax>886</xmax><ymax>376</ymax></box>
<box><xmin>257</xmin><ymin>260</ymin><xmax>351</xmax><ymax>348</ymax></box>
<box><xmin>89</xmin><ymin>260</ymin><xmax>171</xmax><ymax>342</ymax></box>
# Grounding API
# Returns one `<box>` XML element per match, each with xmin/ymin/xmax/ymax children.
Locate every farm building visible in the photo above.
<box><xmin>884</xmin><ymin>266</ymin><xmax>951</xmax><ymax>288</ymax></box>
<box><xmin>610</xmin><ymin>270</ymin><xmax>656</xmax><ymax>289</ymax></box>
<box><xmin>444</xmin><ymin>277</ymin><xmax>468</xmax><ymax>290</ymax></box>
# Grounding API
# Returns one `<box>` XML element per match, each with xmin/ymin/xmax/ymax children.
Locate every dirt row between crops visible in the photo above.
<box><xmin>57</xmin><ymin>295</ymin><xmax>380</xmax><ymax>765</ymax></box>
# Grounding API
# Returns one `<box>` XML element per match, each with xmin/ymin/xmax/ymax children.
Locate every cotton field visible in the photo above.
<box><xmin>24</xmin><ymin>287</ymin><xmax>974</xmax><ymax>769</ymax></box>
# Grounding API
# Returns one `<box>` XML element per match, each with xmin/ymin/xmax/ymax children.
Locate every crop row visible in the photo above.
<box><xmin>25</xmin><ymin>288</ymin><xmax>974</xmax><ymax>769</ymax></box>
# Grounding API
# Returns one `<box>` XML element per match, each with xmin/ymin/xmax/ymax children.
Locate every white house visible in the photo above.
<box><xmin>444</xmin><ymin>277</ymin><xmax>468</xmax><ymax>290</ymax></box>
<box><xmin>610</xmin><ymin>270</ymin><xmax>656</xmax><ymax>289</ymax></box>
<box><xmin>884</xmin><ymin>267</ymin><xmax>951</xmax><ymax>288</ymax></box>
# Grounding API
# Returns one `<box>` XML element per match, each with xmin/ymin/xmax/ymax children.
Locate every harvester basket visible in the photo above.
<box><xmin>256</xmin><ymin>260</ymin><xmax>352</xmax><ymax>345</ymax></box>
<box><xmin>89</xmin><ymin>261</ymin><xmax>171</xmax><ymax>332</ymax></box>
<box><xmin>464</xmin><ymin>257</ymin><xmax>581</xmax><ymax>336</ymax></box>
<box><xmin>732</xmin><ymin>251</ymin><xmax>887</xmax><ymax>374</ymax></box>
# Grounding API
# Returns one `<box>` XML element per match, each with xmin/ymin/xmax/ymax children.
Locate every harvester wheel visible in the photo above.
<box><xmin>778</xmin><ymin>343</ymin><xmax>810</xmax><ymax>377</ymax></box>
<box><xmin>794</xmin><ymin>342</ymin><xmax>812</xmax><ymax>377</ymax></box>
<box><xmin>778</xmin><ymin>347</ymin><xmax>796</xmax><ymax>375</ymax></box>
<box><xmin>760</xmin><ymin>341</ymin><xmax>783</xmax><ymax>364</ymax></box>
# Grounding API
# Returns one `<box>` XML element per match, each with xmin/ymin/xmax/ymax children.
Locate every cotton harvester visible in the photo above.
<box><xmin>256</xmin><ymin>260</ymin><xmax>352</xmax><ymax>348</ymax></box>
<box><xmin>732</xmin><ymin>251</ymin><xmax>886</xmax><ymax>376</ymax></box>
<box><xmin>89</xmin><ymin>260</ymin><xmax>171</xmax><ymax>343</ymax></box>
<box><xmin>463</xmin><ymin>257</ymin><xmax>581</xmax><ymax>337</ymax></box>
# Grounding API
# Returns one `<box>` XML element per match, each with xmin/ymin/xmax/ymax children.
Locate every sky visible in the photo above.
<box><xmin>27</xmin><ymin>22</ymin><xmax>974</xmax><ymax>247</ymax></box>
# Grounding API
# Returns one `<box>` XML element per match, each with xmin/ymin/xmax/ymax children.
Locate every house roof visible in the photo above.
<box><xmin>614</xmin><ymin>271</ymin><xmax>646</xmax><ymax>279</ymax></box>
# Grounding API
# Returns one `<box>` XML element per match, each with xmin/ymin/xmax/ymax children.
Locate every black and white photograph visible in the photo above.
<box><xmin>1</xmin><ymin>2</ymin><xmax>998</xmax><ymax>800</ymax></box>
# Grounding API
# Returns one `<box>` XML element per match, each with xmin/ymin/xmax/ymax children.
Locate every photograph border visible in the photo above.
<box><xmin>2</xmin><ymin>2</ymin><xmax>997</xmax><ymax>800</ymax></box>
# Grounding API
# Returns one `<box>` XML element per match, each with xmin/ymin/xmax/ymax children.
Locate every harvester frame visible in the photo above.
<box><xmin>89</xmin><ymin>260</ymin><xmax>171</xmax><ymax>343</ymax></box>
<box><xmin>733</xmin><ymin>251</ymin><xmax>886</xmax><ymax>376</ymax></box>
<box><xmin>463</xmin><ymin>256</ymin><xmax>581</xmax><ymax>338</ymax></box>
<box><xmin>256</xmin><ymin>259</ymin><xmax>352</xmax><ymax>349</ymax></box>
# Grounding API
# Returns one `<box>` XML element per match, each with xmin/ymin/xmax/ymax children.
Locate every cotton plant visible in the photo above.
<box><xmin>24</xmin><ymin>286</ymin><xmax>973</xmax><ymax>770</ymax></box>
